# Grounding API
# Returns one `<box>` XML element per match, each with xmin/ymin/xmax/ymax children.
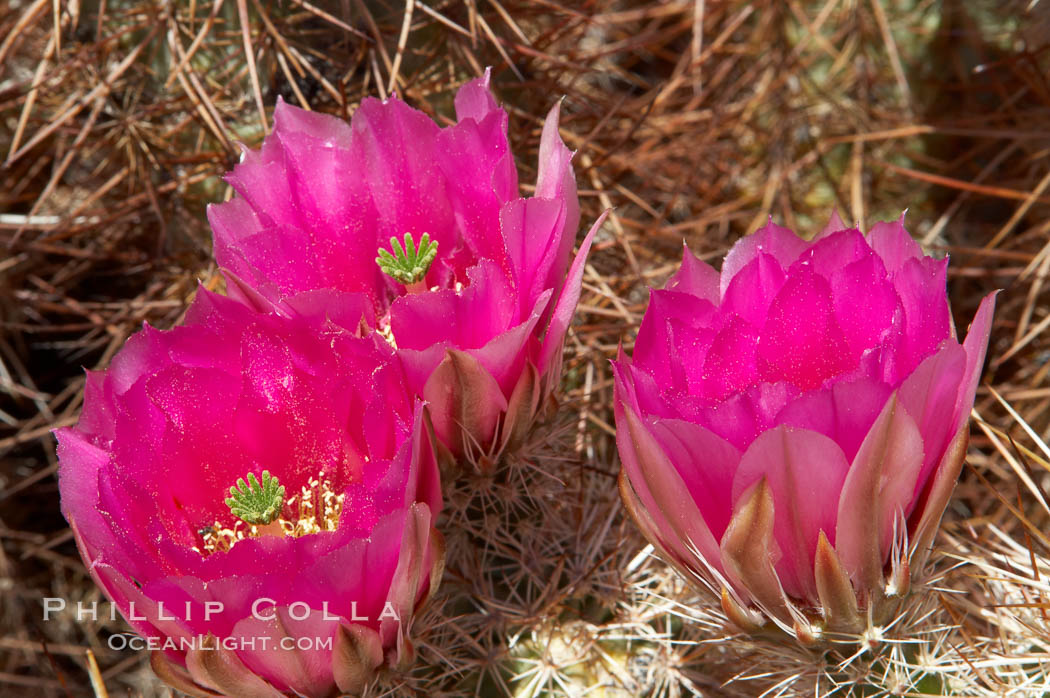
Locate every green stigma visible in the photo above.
<box><xmin>225</xmin><ymin>471</ymin><xmax>285</xmax><ymax>525</ymax></box>
<box><xmin>376</xmin><ymin>232</ymin><xmax>438</xmax><ymax>285</ymax></box>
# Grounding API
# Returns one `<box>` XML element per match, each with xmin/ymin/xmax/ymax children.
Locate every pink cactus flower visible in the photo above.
<box><xmin>209</xmin><ymin>70</ymin><xmax>605</xmax><ymax>468</ymax></box>
<box><xmin>55</xmin><ymin>290</ymin><xmax>443</xmax><ymax>697</ymax></box>
<box><xmin>613</xmin><ymin>213</ymin><xmax>996</xmax><ymax>641</ymax></box>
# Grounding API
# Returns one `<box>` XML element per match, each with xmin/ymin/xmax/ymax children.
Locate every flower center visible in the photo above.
<box><xmin>376</xmin><ymin>232</ymin><xmax>438</xmax><ymax>294</ymax></box>
<box><xmin>193</xmin><ymin>471</ymin><xmax>345</xmax><ymax>556</ymax></box>
<box><xmin>225</xmin><ymin>470</ymin><xmax>284</xmax><ymax>525</ymax></box>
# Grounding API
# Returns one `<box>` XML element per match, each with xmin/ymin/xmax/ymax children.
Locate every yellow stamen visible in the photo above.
<box><xmin>193</xmin><ymin>472</ymin><xmax>345</xmax><ymax>556</ymax></box>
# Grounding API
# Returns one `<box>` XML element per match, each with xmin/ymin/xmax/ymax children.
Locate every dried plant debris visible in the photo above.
<box><xmin>2</xmin><ymin>0</ymin><xmax>1049</xmax><ymax>695</ymax></box>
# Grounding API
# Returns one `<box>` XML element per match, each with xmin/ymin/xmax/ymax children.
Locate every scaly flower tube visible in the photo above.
<box><xmin>613</xmin><ymin>214</ymin><xmax>995</xmax><ymax>643</ymax></box>
<box><xmin>208</xmin><ymin>70</ymin><xmax>604</xmax><ymax>468</ymax></box>
<box><xmin>55</xmin><ymin>290</ymin><xmax>443</xmax><ymax>697</ymax></box>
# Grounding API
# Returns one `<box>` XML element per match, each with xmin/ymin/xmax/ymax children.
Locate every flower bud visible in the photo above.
<box><xmin>614</xmin><ymin>214</ymin><xmax>995</xmax><ymax>642</ymax></box>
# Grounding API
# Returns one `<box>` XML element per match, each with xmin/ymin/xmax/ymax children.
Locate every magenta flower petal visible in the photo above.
<box><xmin>721</xmin><ymin>252</ymin><xmax>786</xmax><ymax>327</ymax></box>
<box><xmin>206</xmin><ymin>197</ymin><xmax>264</xmax><ymax>275</ymax></box>
<box><xmin>893</xmin><ymin>256</ymin><xmax>952</xmax><ymax>375</ymax></box>
<box><xmin>732</xmin><ymin>427</ymin><xmax>849</xmax><ymax>599</ymax></box>
<box><xmin>454</xmin><ymin>67</ymin><xmax>501</xmax><ymax>122</ymax></box>
<box><xmin>955</xmin><ymin>291</ymin><xmax>997</xmax><ymax>433</ymax></box>
<box><xmin>436</xmin><ymin>114</ymin><xmax>516</xmax><ymax>265</ymax></box>
<box><xmin>632</xmin><ymin>292</ymin><xmax>676</xmax><ymax>384</ymax></box>
<box><xmin>868</xmin><ymin>215</ymin><xmax>924</xmax><ymax>273</ymax></box>
<box><xmin>620</xmin><ymin>358</ymin><xmax>674</xmax><ymax>422</ymax></box>
<box><xmin>666</xmin><ymin>244</ymin><xmax>720</xmax><ymax>302</ymax></box>
<box><xmin>613</xmin><ymin>381</ymin><xmax>725</xmax><ymax>583</ymax></box>
<box><xmin>648</xmin><ymin>418</ymin><xmax>741</xmax><ymax>539</ymax></box>
<box><xmin>54</xmin><ymin>433</ymin><xmax>111</xmax><ymax>560</ymax></box>
<box><xmin>224</xmin><ymin>130</ymin><xmax>298</xmax><ymax>230</ymax></box>
<box><xmin>790</xmin><ymin>227</ymin><xmax>869</xmax><ymax>273</ymax></box>
<box><xmin>537</xmin><ymin>211</ymin><xmax>605</xmax><ymax>381</ymax></box>
<box><xmin>391</xmin><ymin>260</ymin><xmax>515</xmax><ymax>352</ymax></box>
<box><xmin>93</xmin><ymin>564</ymin><xmax>200</xmax><ymax>646</ymax></box>
<box><xmin>774</xmin><ymin>378</ymin><xmax>892</xmax><ymax>462</ymax></box>
<box><xmin>394</xmin><ymin>287</ymin><xmax>549</xmax><ymax>405</ymax></box>
<box><xmin>227</xmin><ymin>224</ymin><xmax>330</xmax><ymax>295</ymax></box>
<box><xmin>535</xmin><ymin>101</ymin><xmax>580</xmax><ymax>236</ymax></box>
<box><xmin>720</xmin><ymin>219</ymin><xmax>809</xmax><ymax>296</ymax></box>
<box><xmin>634</xmin><ymin>288</ymin><xmax>716</xmax><ymax>396</ymax></box>
<box><xmin>696</xmin><ymin>381</ymin><xmax>796</xmax><ymax>452</ymax></box>
<box><xmin>898</xmin><ymin>342</ymin><xmax>967</xmax><ymax>496</ymax></box>
<box><xmin>817</xmin><ymin>209</ymin><xmax>850</xmax><ymax>239</ymax></box>
<box><xmin>701</xmin><ymin>316</ymin><xmax>760</xmax><ymax>402</ymax></box>
<box><xmin>501</xmin><ymin>196</ymin><xmax>567</xmax><ymax>319</ymax></box>
<box><xmin>270</xmin><ymin>99</ymin><xmax>373</xmax><ymax>238</ymax></box>
<box><xmin>757</xmin><ymin>268</ymin><xmax>854</xmax><ymax>391</ymax></box>
<box><xmin>830</xmin><ymin>252</ymin><xmax>901</xmax><ymax>361</ymax></box>
<box><xmin>614</xmin><ymin>213</ymin><xmax>996</xmax><ymax>639</ymax></box>
<box><xmin>468</xmin><ymin>291</ymin><xmax>550</xmax><ymax>396</ymax></box>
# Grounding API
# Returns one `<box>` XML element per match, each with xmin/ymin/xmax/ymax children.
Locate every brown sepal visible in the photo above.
<box><xmin>813</xmin><ymin>531</ymin><xmax>861</xmax><ymax>633</ymax></box>
<box><xmin>150</xmin><ymin>651</ymin><xmax>221</xmax><ymax>698</ymax></box>
<box><xmin>185</xmin><ymin>634</ymin><xmax>283</xmax><ymax>697</ymax></box>
<box><xmin>500</xmin><ymin>361</ymin><xmax>540</xmax><ymax>454</ymax></box>
<box><xmin>418</xmin><ymin>525</ymin><xmax>447</xmax><ymax>611</ymax></box>
<box><xmin>394</xmin><ymin>635</ymin><xmax>416</xmax><ymax>671</ymax></box>
<box><xmin>332</xmin><ymin>623</ymin><xmax>384</xmax><ymax>695</ymax></box>
<box><xmin>792</xmin><ymin>619</ymin><xmax>821</xmax><ymax>647</ymax></box>
<box><xmin>720</xmin><ymin>587</ymin><xmax>764</xmax><ymax>634</ymax></box>
<box><xmin>446</xmin><ymin>349</ymin><xmax>503</xmax><ymax>459</ymax></box>
<box><xmin>617</xmin><ymin>452</ymin><xmax>711</xmax><ymax>591</ymax></box>
<box><xmin>909</xmin><ymin>426</ymin><xmax>968</xmax><ymax>570</ymax></box>
<box><xmin>387</xmin><ymin>504</ymin><xmax>429</xmax><ymax>623</ymax></box>
<box><xmin>835</xmin><ymin>394</ymin><xmax>922</xmax><ymax>605</ymax></box>
<box><xmin>719</xmin><ymin>478</ymin><xmax>789</xmax><ymax>622</ymax></box>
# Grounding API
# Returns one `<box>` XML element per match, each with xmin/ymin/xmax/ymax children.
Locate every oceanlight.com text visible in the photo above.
<box><xmin>107</xmin><ymin>633</ymin><xmax>334</xmax><ymax>652</ymax></box>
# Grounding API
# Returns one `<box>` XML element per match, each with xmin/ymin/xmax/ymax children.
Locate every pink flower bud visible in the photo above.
<box><xmin>614</xmin><ymin>214</ymin><xmax>995</xmax><ymax>640</ymax></box>
<box><xmin>208</xmin><ymin>70</ymin><xmax>604</xmax><ymax>468</ymax></box>
<box><xmin>56</xmin><ymin>290</ymin><xmax>443</xmax><ymax>696</ymax></box>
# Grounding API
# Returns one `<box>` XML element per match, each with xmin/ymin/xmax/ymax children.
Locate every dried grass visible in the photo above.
<box><xmin>2</xmin><ymin>0</ymin><xmax>1049</xmax><ymax>695</ymax></box>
